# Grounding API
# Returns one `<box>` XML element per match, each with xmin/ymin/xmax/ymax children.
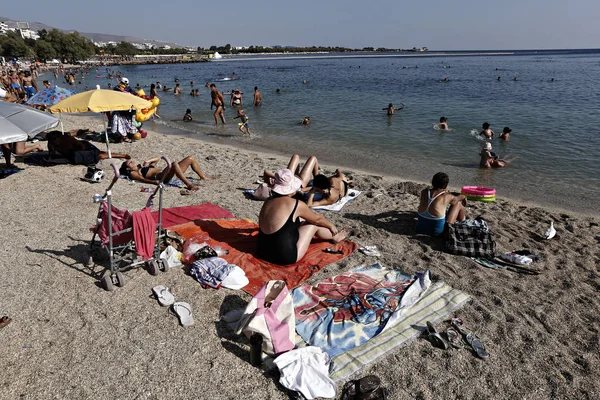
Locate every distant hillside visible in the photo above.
<box><xmin>0</xmin><ymin>16</ymin><xmax>185</xmax><ymax>48</ymax></box>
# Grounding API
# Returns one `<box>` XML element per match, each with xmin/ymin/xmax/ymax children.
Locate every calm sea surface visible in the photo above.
<box><xmin>58</xmin><ymin>52</ymin><xmax>600</xmax><ymax>214</ymax></box>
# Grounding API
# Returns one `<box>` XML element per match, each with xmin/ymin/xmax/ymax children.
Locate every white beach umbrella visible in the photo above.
<box><xmin>0</xmin><ymin>102</ymin><xmax>59</xmax><ymax>145</ymax></box>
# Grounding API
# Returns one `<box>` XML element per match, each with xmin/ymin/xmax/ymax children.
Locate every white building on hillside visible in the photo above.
<box><xmin>0</xmin><ymin>22</ymin><xmax>8</xmax><ymax>35</ymax></box>
<box><xmin>19</xmin><ymin>29</ymin><xmax>39</xmax><ymax>40</ymax></box>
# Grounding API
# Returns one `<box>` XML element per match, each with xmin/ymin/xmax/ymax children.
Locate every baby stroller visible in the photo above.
<box><xmin>84</xmin><ymin>157</ymin><xmax>171</xmax><ymax>291</ymax></box>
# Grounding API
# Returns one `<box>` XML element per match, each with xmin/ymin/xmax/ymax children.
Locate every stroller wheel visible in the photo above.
<box><xmin>101</xmin><ymin>272</ymin><xmax>114</xmax><ymax>291</ymax></box>
<box><xmin>148</xmin><ymin>260</ymin><xmax>159</xmax><ymax>276</ymax></box>
<box><xmin>115</xmin><ymin>271</ymin><xmax>126</xmax><ymax>287</ymax></box>
<box><xmin>83</xmin><ymin>250</ymin><xmax>93</xmax><ymax>267</ymax></box>
<box><xmin>159</xmin><ymin>258</ymin><xmax>169</xmax><ymax>273</ymax></box>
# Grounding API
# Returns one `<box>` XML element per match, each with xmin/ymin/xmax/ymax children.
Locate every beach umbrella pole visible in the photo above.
<box><xmin>102</xmin><ymin>113</ymin><xmax>112</xmax><ymax>158</ymax></box>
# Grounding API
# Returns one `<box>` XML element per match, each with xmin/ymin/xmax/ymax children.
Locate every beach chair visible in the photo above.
<box><xmin>84</xmin><ymin>157</ymin><xmax>171</xmax><ymax>291</ymax></box>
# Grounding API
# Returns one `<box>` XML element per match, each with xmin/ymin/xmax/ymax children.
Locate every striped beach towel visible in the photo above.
<box><xmin>328</xmin><ymin>280</ymin><xmax>470</xmax><ymax>381</ymax></box>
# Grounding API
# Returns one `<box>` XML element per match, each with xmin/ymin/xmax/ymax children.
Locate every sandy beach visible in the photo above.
<box><xmin>1</xmin><ymin>114</ymin><xmax>599</xmax><ymax>400</ymax></box>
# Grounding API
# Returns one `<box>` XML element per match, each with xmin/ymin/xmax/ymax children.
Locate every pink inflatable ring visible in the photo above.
<box><xmin>461</xmin><ymin>186</ymin><xmax>496</xmax><ymax>196</ymax></box>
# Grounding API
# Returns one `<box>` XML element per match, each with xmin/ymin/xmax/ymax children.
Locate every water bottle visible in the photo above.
<box><xmin>140</xmin><ymin>187</ymin><xmax>152</xmax><ymax>192</ymax></box>
<box><xmin>501</xmin><ymin>252</ymin><xmax>532</xmax><ymax>265</ymax></box>
<box><xmin>249</xmin><ymin>334</ymin><xmax>263</xmax><ymax>367</ymax></box>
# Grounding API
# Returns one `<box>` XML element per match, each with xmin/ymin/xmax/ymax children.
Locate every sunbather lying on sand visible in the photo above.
<box><xmin>46</xmin><ymin>131</ymin><xmax>130</xmax><ymax>162</ymax></box>
<box><xmin>119</xmin><ymin>155</ymin><xmax>213</xmax><ymax>190</ymax></box>
<box><xmin>1</xmin><ymin>141</ymin><xmax>44</xmax><ymax>167</ymax></box>
<box><xmin>263</xmin><ymin>154</ymin><xmax>319</xmax><ymax>189</ymax></box>
<box><xmin>257</xmin><ymin>168</ymin><xmax>346</xmax><ymax>265</ymax></box>
<box><xmin>262</xmin><ymin>154</ymin><xmax>352</xmax><ymax>206</ymax></box>
<box><xmin>305</xmin><ymin>169</ymin><xmax>352</xmax><ymax>207</ymax></box>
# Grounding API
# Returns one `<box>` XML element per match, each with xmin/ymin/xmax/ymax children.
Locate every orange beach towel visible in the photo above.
<box><xmin>170</xmin><ymin>219</ymin><xmax>358</xmax><ymax>295</ymax></box>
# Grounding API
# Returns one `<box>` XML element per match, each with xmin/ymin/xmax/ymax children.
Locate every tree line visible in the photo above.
<box><xmin>0</xmin><ymin>30</ymin><xmax>417</xmax><ymax>63</ymax></box>
<box><xmin>0</xmin><ymin>29</ymin><xmax>191</xmax><ymax>63</ymax></box>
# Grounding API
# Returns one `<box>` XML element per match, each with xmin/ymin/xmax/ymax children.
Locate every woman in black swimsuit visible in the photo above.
<box><xmin>257</xmin><ymin>168</ymin><xmax>346</xmax><ymax>265</ymax></box>
<box><xmin>119</xmin><ymin>155</ymin><xmax>213</xmax><ymax>190</ymax></box>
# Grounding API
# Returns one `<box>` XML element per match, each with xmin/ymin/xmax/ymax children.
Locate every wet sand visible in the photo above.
<box><xmin>0</xmin><ymin>114</ymin><xmax>598</xmax><ymax>399</ymax></box>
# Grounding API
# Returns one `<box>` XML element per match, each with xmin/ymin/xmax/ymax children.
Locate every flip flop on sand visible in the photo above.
<box><xmin>446</xmin><ymin>327</ymin><xmax>464</xmax><ymax>349</ymax></box>
<box><xmin>152</xmin><ymin>285</ymin><xmax>175</xmax><ymax>307</ymax></box>
<box><xmin>172</xmin><ymin>302</ymin><xmax>194</xmax><ymax>327</ymax></box>
<box><xmin>0</xmin><ymin>316</ymin><xmax>12</xmax><ymax>330</ymax></box>
<box><xmin>426</xmin><ymin>321</ymin><xmax>448</xmax><ymax>350</ymax></box>
<box><xmin>341</xmin><ymin>375</ymin><xmax>386</xmax><ymax>400</ymax></box>
<box><xmin>451</xmin><ymin>317</ymin><xmax>489</xmax><ymax>360</ymax></box>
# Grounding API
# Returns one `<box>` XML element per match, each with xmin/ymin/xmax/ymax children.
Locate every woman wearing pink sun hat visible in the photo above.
<box><xmin>257</xmin><ymin>168</ymin><xmax>346</xmax><ymax>265</ymax></box>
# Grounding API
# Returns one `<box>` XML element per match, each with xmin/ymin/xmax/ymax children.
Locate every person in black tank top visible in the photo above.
<box><xmin>257</xmin><ymin>169</ymin><xmax>347</xmax><ymax>265</ymax></box>
<box><xmin>257</xmin><ymin>199</ymin><xmax>301</xmax><ymax>265</ymax></box>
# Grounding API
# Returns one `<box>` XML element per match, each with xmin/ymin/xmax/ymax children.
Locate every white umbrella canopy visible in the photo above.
<box><xmin>0</xmin><ymin>102</ymin><xmax>59</xmax><ymax>145</ymax></box>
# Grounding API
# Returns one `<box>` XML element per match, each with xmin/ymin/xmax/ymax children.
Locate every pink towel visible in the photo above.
<box><xmin>132</xmin><ymin>207</ymin><xmax>157</xmax><ymax>260</ymax></box>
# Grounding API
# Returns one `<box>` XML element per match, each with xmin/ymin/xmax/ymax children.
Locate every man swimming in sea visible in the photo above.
<box><xmin>210</xmin><ymin>83</ymin><xmax>226</xmax><ymax>125</ymax></box>
<box><xmin>383</xmin><ymin>102</ymin><xmax>404</xmax><ymax>116</ymax></box>
<box><xmin>434</xmin><ymin>117</ymin><xmax>448</xmax><ymax>130</ymax></box>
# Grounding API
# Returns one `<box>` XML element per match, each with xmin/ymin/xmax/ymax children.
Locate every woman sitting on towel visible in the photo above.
<box><xmin>119</xmin><ymin>156</ymin><xmax>213</xmax><ymax>191</ymax></box>
<box><xmin>257</xmin><ymin>168</ymin><xmax>347</xmax><ymax>265</ymax></box>
<box><xmin>415</xmin><ymin>172</ymin><xmax>466</xmax><ymax>236</ymax></box>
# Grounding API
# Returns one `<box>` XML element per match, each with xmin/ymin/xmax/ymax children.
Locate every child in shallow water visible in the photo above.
<box><xmin>480</xmin><ymin>142</ymin><xmax>505</xmax><ymax>168</ymax></box>
<box><xmin>183</xmin><ymin>109</ymin><xmax>192</xmax><ymax>122</ymax></box>
<box><xmin>480</xmin><ymin>122</ymin><xmax>494</xmax><ymax>139</ymax></box>
<box><xmin>233</xmin><ymin>109</ymin><xmax>251</xmax><ymax>136</ymax></box>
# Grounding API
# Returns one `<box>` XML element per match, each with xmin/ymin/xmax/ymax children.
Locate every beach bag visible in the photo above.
<box><xmin>445</xmin><ymin>219</ymin><xmax>496</xmax><ymax>258</ymax></box>
<box><xmin>234</xmin><ymin>280</ymin><xmax>295</xmax><ymax>355</ymax></box>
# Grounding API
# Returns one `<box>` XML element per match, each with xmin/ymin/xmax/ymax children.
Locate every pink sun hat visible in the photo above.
<box><xmin>272</xmin><ymin>169</ymin><xmax>302</xmax><ymax>195</ymax></box>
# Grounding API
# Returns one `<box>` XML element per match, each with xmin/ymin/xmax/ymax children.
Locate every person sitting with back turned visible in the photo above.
<box><xmin>416</xmin><ymin>172</ymin><xmax>467</xmax><ymax>236</ymax></box>
<box><xmin>257</xmin><ymin>169</ymin><xmax>347</xmax><ymax>265</ymax></box>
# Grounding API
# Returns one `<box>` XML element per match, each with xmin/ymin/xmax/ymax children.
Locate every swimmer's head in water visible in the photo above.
<box><xmin>432</xmin><ymin>172</ymin><xmax>449</xmax><ymax>190</ymax></box>
<box><xmin>482</xmin><ymin>122</ymin><xmax>490</xmax><ymax>129</ymax></box>
<box><xmin>388</xmin><ymin>103</ymin><xmax>393</xmax><ymax>108</ymax></box>
<box><xmin>503</xmin><ymin>127</ymin><xmax>512</xmax><ymax>134</ymax></box>
<box><xmin>483</xmin><ymin>142</ymin><xmax>492</xmax><ymax>151</ymax></box>
<box><xmin>440</xmin><ymin>117</ymin><xmax>447</xmax><ymax>123</ymax></box>
<box><xmin>313</xmin><ymin>174</ymin><xmax>330</xmax><ymax>191</ymax></box>
<box><xmin>185</xmin><ymin>109</ymin><xmax>191</xmax><ymax>114</ymax></box>
<box><xmin>254</xmin><ymin>86</ymin><xmax>258</xmax><ymax>91</ymax></box>
<box><xmin>276</xmin><ymin>88</ymin><xmax>280</xmax><ymax>93</ymax></box>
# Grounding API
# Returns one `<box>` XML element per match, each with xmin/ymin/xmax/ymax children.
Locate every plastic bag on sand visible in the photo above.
<box><xmin>182</xmin><ymin>234</ymin><xmax>228</xmax><ymax>264</ymax></box>
<box><xmin>160</xmin><ymin>245</ymin><xmax>183</xmax><ymax>269</ymax></box>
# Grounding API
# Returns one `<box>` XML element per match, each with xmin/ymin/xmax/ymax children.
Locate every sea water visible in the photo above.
<box><xmin>61</xmin><ymin>51</ymin><xmax>600</xmax><ymax>214</ymax></box>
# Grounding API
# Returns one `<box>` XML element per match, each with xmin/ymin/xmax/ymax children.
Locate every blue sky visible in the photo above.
<box><xmin>4</xmin><ymin>0</ymin><xmax>598</xmax><ymax>50</ymax></box>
